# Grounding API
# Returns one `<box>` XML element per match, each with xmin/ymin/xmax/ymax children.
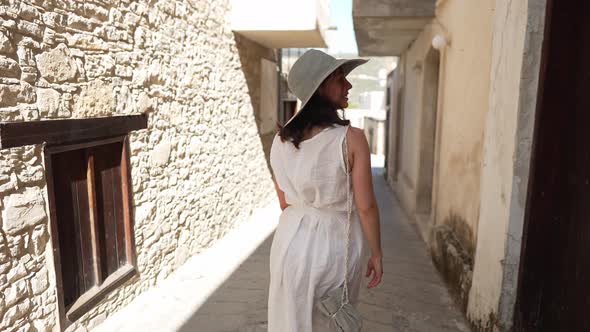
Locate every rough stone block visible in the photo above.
<box><xmin>42</xmin><ymin>12</ymin><xmax>66</xmax><ymax>29</ymax></box>
<box><xmin>30</xmin><ymin>267</ymin><xmax>49</xmax><ymax>295</ymax></box>
<box><xmin>0</xmin><ymin>245</ymin><xmax>8</xmax><ymax>264</ymax></box>
<box><xmin>150</xmin><ymin>142</ymin><xmax>171</xmax><ymax>167</ymax></box>
<box><xmin>36</xmin><ymin>88</ymin><xmax>61</xmax><ymax>117</ymax></box>
<box><xmin>0</xmin><ymin>294</ymin><xmax>5</xmax><ymax>318</ymax></box>
<box><xmin>16</xmin><ymin>45</ymin><xmax>35</xmax><ymax>67</ymax></box>
<box><xmin>0</xmin><ymin>31</ymin><xmax>14</xmax><ymax>54</ymax></box>
<box><xmin>124</xmin><ymin>12</ymin><xmax>141</xmax><ymax>26</ymax></box>
<box><xmin>17</xmin><ymin>3</ymin><xmax>41</xmax><ymax>21</ymax></box>
<box><xmin>97</xmin><ymin>25</ymin><xmax>129</xmax><ymax>41</ymax></box>
<box><xmin>73</xmin><ymin>79</ymin><xmax>114</xmax><ymax>117</ymax></box>
<box><xmin>108</xmin><ymin>9</ymin><xmax>125</xmax><ymax>30</ymax></box>
<box><xmin>87</xmin><ymin>312</ymin><xmax>106</xmax><ymax>330</ymax></box>
<box><xmin>0</xmin><ymin>261</ymin><xmax>11</xmax><ymax>275</ymax></box>
<box><xmin>58</xmin><ymin>92</ymin><xmax>73</xmax><ymax>117</ymax></box>
<box><xmin>19</xmin><ymin>162</ymin><xmax>43</xmax><ymax>182</ymax></box>
<box><xmin>114</xmin><ymin>52</ymin><xmax>134</xmax><ymax>65</ymax></box>
<box><xmin>17</xmin><ymin>20</ymin><xmax>44</xmax><ymax>39</ymax></box>
<box><xmin>19</xmin><ymin>81</ymin><xmax>35</xmax><ymax>103</ymax></box>
<box><xmin>8</xmin><ymin>234</ymin><xmax>26</xmax><ymax>257</ymax></box>
<box><xmin>115</xmin><ymin>65</ymin><xmax>132</xmax><ymax>78</ymax></box>
<box><xmin>18</xmin><ymin>36</ymin><xmax>41</xmax><ymax>51</ymax></box>
<box><xmin>67</xmin><ymin>13</ymin><xmax>99</xmax><ymax>32</ymax></box>
<box><xmin>85</xmin><ymin>54</ymin><xmax>115</xmax><ymax>78</ymax></box>
<box><xmin>32</xmin><ymin>318</ymin><xmax>53</xmax><ymax>332</ymax></box>
<box><xmin>133</xmin><ymin>26</ymin><xmax>147</xmax><ymax>48</ymax></box>
<box><xmin>3</xmin><ymin>299</ymin><xmax>31</xmax><ymax>326</ymax></box>
<box><xmin>84</xmin><ymin>3</ymin><xmax>109</xmax><ymax>21</ymax></box>
<box><xmin>23</xmin><ymin>254</ymin><xmax>42</xmax><ymax>273</ymax></box>
<box><xmin>20</xmin><ymin>65</ymin><xmax>37</xmax><ymax>83</ymax></box>
<box><xmin>0</xmin><ymin>14</ymin><xmax>17</xmax><ymax>29</ymax></box>
<box><xmin>0</xmin><ymin>83</ymin><xmax>35</xmax><ymax>107</ymax></box>
<box><xmin>65</xmin><ymin>33</ymin><xmax>109</xmax><ymax>51</ymax></box>
<box><xmin>31</xmin><ymin>224</ymin><xmax>48</xmax><ymax>256</ymax></box>
<box><xmin>42</xmin><ymin>28</ymin><xmax>56</xmax><ymax>46</ymax></box>
<box><xmin>5</xmin><ymin>278</ymin><xmax>28</xmax><ymax>306</ymax></box>
<box><xmin>0</xmin><ymin>169</ymin><xmax>17</xmax><ymax>193</ymax></box>
<box><xmin>3</xmin><ymin>187</ymin><xmax>47</xmax><ymax>235</ymax></box>
<box><xmin>35</xmin><ymin>43</ymin><xmax>78</xmax><ymax>83</ymax></box>
<box><xmin>137</xmin><ymin>92</ymin><xmax>153</xmax><ymax>113</ymax></box>
<box><xmin>16</xmin><ymin>322</ymin><xmax>32</xmax><ymax>332</ymax></box>
<box><xmin>0</xmin><ymin>86</ymin><xmax>19</xmax><ymax>108</ymax></box>
<box><xmin>0</xmin><ymin>56</ymin><xmax>20</xmax><ymax>78</ymax></box>
<box><xmin>20</xmin><ymin>106</ymin><xmax>39</xmax><ymax>121</ymax></box>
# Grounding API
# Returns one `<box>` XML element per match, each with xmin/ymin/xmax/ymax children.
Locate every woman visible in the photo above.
<box><xmin>268</xmin><ymin>49</ymin><xmax>383</xmax><ymax>331</ymax></box>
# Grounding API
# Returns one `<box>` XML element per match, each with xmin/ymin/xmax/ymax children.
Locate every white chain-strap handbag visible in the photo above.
<box><xmin>316</xmin><ymin>127</ymin><xmax>363</xmax><ymax>332</ymax></box>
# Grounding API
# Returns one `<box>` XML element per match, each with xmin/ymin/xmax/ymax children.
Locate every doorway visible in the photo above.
<box><xmin>385</xmin><ymin>68</ymin><xmax>404</xmax><ymax>183</ymax></box>
<box><xmin>416</xmin><ymin>48</ymin><xmax>440</xmax><ymax>215</ymax></box>
<box><xmin>515</xmin><ymin>0</ymin><xmax>590</xmax><ymax>330</ymax></box>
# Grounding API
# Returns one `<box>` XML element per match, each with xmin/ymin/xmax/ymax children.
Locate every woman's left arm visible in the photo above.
<box><xmin>272</xmin><ymin>175</ymin><xmax>290</xmax><ymax>210</ymax></box>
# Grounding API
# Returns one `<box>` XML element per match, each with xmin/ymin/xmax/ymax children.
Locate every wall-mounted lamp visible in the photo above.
<box><xmin>432</xmin><ymin>34</ymin><xmax>448</xmax><ymax>50</ymax></box>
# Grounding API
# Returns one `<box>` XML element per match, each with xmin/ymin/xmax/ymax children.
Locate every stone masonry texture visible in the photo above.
<box><xmin>0</xmin><ymin>0</ymin><xmax>276</xmax><ymax>331</ymax></box>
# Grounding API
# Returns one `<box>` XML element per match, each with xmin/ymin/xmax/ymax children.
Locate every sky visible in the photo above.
<box><xmin>327</xmin><ymin>0</ymin><xmax>358</xmax><ymax>55</ymax></box>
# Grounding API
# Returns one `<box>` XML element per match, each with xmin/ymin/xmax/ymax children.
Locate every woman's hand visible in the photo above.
<box><xmin>366</xmin><ymin>255</ymin><xmax>383</xmax><ymax>288</ymax></box>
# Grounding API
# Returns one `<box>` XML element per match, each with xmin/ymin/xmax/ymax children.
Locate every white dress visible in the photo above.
<box><xmin>268</xmin><ymin>124</ymin><xmax>367</xmax><ymax>332</ymax></box>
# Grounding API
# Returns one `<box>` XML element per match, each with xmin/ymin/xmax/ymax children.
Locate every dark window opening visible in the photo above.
<box><xmin>46</xmin><ymin>136</ymin><xmax>137</xmax><ymax>323</ymax></box>
<box><xmin>0</xmin><ymin>115</ymin><xmax>146</xmax><ymax>329</ymax></box>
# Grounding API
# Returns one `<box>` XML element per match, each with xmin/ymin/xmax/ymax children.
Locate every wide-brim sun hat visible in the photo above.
<box><xmin>285</xmin><ymin>49</ymin><xmax>368</xmax><ymax>127</ymax></box>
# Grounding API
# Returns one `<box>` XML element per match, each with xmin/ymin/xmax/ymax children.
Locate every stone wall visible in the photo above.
<box><xmin>0</xmin><ymin>145</ymin><xmax>55</xmax><ymax>332</ymax></box>
<box><xmin>0</xmin><ymin>0</ymin><xmax>276</xmax><ymax>331</ymax></box>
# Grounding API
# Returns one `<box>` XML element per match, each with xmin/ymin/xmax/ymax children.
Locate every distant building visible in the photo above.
<box><xmin>344</xmin><ymin>89</ymin><xmax>387</xmax><ymax>157</ymax></box>
<box><xmin>359</xmin><ymin>91</ymin><xmax>385</xmax><ymax>112</ymax></box>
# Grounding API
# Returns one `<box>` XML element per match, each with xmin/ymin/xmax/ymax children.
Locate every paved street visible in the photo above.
<box><xmin>95</xmin><ymin>166</ymin><xmax>470</xmax><ymax>332</ymax></box>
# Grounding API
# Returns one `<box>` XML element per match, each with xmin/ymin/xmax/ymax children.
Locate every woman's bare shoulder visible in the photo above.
<box><xmin>346</xmin><ymin>126</ymin><xmax>369</xmax><ymax>147</ymax></box>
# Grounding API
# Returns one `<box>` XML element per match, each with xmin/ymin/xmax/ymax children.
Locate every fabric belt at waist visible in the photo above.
<box><xmin>287</xmin><ymin>204</ymin><xmax>347</xmax><ymax>218</ymax></box>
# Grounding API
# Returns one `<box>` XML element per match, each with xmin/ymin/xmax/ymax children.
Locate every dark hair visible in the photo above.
<box><xmin>277</xmin><ymin>93</ymin><xmax>350</xmax><ymax>149</ymax></box>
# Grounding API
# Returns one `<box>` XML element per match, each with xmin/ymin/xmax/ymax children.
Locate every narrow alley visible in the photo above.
<box><xmin>94</xmin><ymin>166</ymin><xmax>470</xmax><ymax>332</ymax></box>
<box><xmin>2</xmin><ymin>0</ymin><xmax>587</xmax><ymax>331</ymax></box>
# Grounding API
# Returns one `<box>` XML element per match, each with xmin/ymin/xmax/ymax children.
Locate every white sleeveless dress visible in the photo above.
<box><xmin>268</xmin><ymin>124</ymin><xmax>367</xmax><ymax>332</ymax></box>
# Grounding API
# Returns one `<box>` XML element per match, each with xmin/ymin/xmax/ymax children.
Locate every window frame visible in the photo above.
<box><xmin>44</xmin><ymin>135</ymin><xmax>138</xmax><ymax>326</ymax></box>
<box><xmin>0</xmin><ymin>115</ymin><xmax>146</xmax><ymax>330</ymax></box>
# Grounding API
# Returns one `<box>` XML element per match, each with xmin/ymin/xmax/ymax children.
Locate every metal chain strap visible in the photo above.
<box><xmin>341</xmin><ymin>126</ymin><xmax>352</xmax><ymax>306</ymax></box>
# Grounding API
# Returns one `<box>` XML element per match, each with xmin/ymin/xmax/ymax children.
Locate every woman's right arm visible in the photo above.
<box><xmin>347</xmin><ymin>127</ymin><xmax>383</xmax><ymax>288</ymax></box>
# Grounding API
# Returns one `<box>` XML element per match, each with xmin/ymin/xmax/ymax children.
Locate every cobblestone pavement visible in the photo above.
<box><xmin>94</xmin><ymin>167</ymin><xmax>470</xmax><ymax>332</ymax></box>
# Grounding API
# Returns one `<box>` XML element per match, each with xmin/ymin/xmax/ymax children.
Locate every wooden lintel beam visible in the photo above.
<box><xmin>0</xmin><ymin>114</ymin><xmax>148</xmax><ymax>149</ymax></box>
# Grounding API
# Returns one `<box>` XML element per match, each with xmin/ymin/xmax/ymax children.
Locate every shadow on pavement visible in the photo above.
<box><xmin>176</xmin><ymin>167</ymin><xmax>470</xmax><ymax>332</ymax></box>
<box><xmin>175</xmin><ymin>234</ymin><xmax>273</xmax><ymax>332</ymax></box>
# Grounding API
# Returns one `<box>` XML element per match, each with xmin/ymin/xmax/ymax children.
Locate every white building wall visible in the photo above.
<box><xmin>468</xmin><ymin>0</ymin><xmax>547</xmax><ymax>329</ymax></box>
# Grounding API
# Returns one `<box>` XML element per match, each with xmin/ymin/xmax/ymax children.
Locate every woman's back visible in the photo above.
<box><xmin>267</xmin><ymin>49</ymin><xmax>382</xmax><ymax>332</ymax></box>
<box><xmin>268</xmin><ymin>123</ymin><xmax>367</xmax><ymax>331</ymax></box>
<box><xmin>270</xmin><ymin>124</ymin><xmax>350</xmax><ymax>212</ymax></box>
